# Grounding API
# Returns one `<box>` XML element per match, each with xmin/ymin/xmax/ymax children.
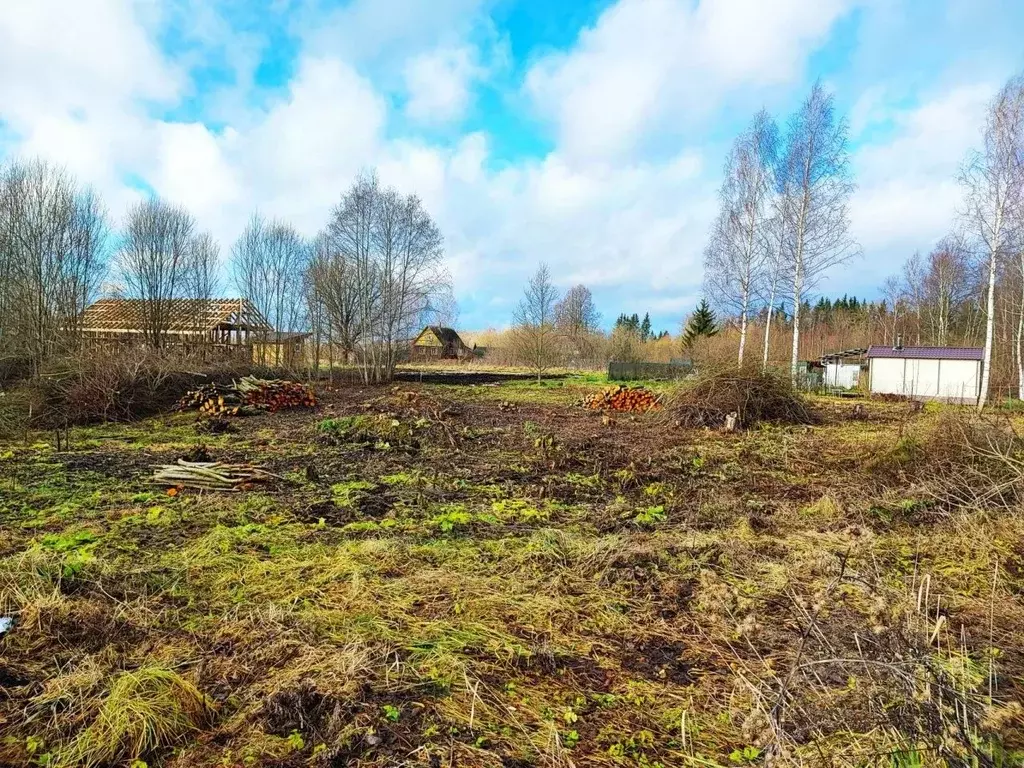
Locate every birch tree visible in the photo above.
<box><xmin>1011</xmin><ymin>227</ymin><xmax>1024</xmax><ymax>398</ymax></box>
<box><xmin>704</xmin><ymin>110</ymin><xmax>778</xmax><ymax>367</ymax></box>
<box><xmin>779</xmin><ymin>83</ymin><xmax>858</xmax><ymax>376</ymax></box>
<box><xmin>960</xmin><ymin>74</ymin><xmax>1024</xmax><ymax>409</ymax></box>
<box><xmin>760</xmin><ymin>198</ymin><xmax>789</xmax><ymax>369</ymax></box>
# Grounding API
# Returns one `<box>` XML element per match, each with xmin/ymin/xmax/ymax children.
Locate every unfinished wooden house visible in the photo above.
<box><xmin>411</xmin><ymin>326</ymin><xmax>470</xmax><ymax>361</ymax></box>
<box><xmin>79</xmin><ymin>298</ymin><xmax>273</xmax><ymax>357</ymax></box>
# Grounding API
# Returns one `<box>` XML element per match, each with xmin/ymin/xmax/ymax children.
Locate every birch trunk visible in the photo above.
<box><xmin>1017</xmin><ymin>253</ymin><xmax>1024</xmax><ymax>399</ymax></box>
<box><xmin>737</xmin><ymin>298</ymin><xmax>748</xmax><ymax>367</ymax></box>
<box><xmin>979</xmin><ymin>248</ymin><xmax>997</xmax><ymax>410</ymax></box>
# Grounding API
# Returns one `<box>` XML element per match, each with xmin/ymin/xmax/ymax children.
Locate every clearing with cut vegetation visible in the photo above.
<box><xmin>1</xmin><ymin>375</ymin><xmax>1023</xmax><ymax>767</ymax></box>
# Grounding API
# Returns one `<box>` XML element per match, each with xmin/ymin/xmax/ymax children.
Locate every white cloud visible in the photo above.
<box><xmin>525</xmin><ymin>0</ymin><xmax>855</xmax><ymax>161</ymax></box>
<box><xmin>0</xmin><ymin>0</ymin><xmax>179</xmax><ymax>122</ymax></box>
<box><xmin>299</xmin><ymin>0</ymin><xmax>488</xmax><ymax>69</ymax></box>
<box><xmin>837</xmin><ymin>83</ymin><xmax>994</xmax><ymax>291</ymax></box>
<box><xmin>403</xmin><ymin>46</ymin><xmax>480</xmax><ymax>124</ymax></box>
<box><xmin>0</xmin><ymin>0</ymin><xmax>181</xmax><ymax>216</ymax></box>
<box><xmin>850</xmin><ymin>84</ymin><xmax>993</xmax><ymax>252</ymax></box>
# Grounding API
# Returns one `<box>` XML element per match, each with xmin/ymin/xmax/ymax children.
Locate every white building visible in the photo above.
<box><xmin>821</xmin><ymin>348</ymin><xmax>866</xmax><ymax>389</ymax></box>
<box><xmin>866</xmin><ymin>345</ymin><xmax>983</xmax><ymax>403</ymax></box>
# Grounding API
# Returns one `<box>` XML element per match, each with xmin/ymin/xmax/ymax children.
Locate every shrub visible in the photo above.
<box><xmin>14</xmin><ymin>352</ymin><xmax>264</xmax><ymax>428</ymax></box>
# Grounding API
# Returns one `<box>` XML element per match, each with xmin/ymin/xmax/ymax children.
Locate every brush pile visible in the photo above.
<box><xmin>583</xmin><ymin>384</ymin><xmax>662</xmax><ymax>412</ymax></box>
<box><xmin>177</xmin><ymin>376</ymin><xmax>316</xmax><ymax>417</ymax></box>
<box><xmin>664</xmin><ymin>369</ymin><xmax>815</xmax><ymax>429</ymax></box>
<box><xmin>153</xmin><ymin>459</ymin><xmax>283</xmax><ymax>492</ymax></box>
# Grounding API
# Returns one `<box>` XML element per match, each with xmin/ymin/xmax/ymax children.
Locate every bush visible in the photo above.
<box><xmin>664</xmin><ymin>368</ymin><xmax>816</xmax><ymax>429</ymax></box>
<box><xmin>10</xmin><ymin>352</ymin><xmax>266</xmax><ymax>429</ymax></box>
<box><xmin>914</xmin><ymin>411</ymin><xmax>1024</xmax><ymax>513</ymax></box>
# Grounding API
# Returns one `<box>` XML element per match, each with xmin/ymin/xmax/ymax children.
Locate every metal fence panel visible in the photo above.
<box><xmin>608</xmin><ymin>361</ymin><xmax>694</xmax><ymax>381</ymax></box>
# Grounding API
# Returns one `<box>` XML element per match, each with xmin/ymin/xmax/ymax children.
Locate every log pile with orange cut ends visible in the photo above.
<box><xmin>235</xmin><ymin>376</ymin><xmax>317</xmax><ymax>412</ymax></box>
<box><xmin>582</xmin><ymin>384</ymin><xmax>661</xmax><ymax>413</ymax></box>
<box><xmin>177</xmin><ymin>376</ymin><xmax>316</xmax><ymax>418</ymax></box>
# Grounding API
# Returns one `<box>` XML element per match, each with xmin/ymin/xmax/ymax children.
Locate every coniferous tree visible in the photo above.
<box><xmin>640</xmin><ymin>312</ymin><xmax>652</xmax><ymax>342</ymax></box>
<box><xmin>682</xmin><ymin>299</ymin><xmax>718</xmax><ymax>349</ymax></box>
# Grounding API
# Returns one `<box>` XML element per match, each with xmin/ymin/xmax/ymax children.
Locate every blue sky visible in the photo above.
<box><xmin>1</xmin><ymin>0</ymin><xmax>1022</xmax><ymax>332</ymax></box>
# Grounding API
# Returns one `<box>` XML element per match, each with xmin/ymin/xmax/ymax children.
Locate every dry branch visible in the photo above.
<box><xmin>152</xmin><ymin>459</ymin><xmax>284</xmax><ymax>492</ymax></box>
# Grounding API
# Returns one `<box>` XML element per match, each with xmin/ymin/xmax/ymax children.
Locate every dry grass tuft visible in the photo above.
<box><xmin>56</xmin><ymin>667</ymin><xmax>214</xmax><ymax>768</ymax></box>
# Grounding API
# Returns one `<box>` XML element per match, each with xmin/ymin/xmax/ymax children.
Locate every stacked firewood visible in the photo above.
<box><xmin>582</xmin><ymin>385</ymin><xmax>661</xmax><ymax>413</ymax></box>
<box><xmin>177</xmin><ymin>376</ymin><xmax>316</xmax><ymax>417</ymax></box>
<box><xmin>234</xmin><ymin>376</ymin><xmax>316</xmax><ymax>412</ymax></box>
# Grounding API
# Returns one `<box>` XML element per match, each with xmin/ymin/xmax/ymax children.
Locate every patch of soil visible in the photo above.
<box><xmin>0</xmin><ymin>664</ymin><xmax>32</xmax><ymax>689</ymax></box>
<box><xmin>355</xmin><ymin>490</ymin><xmax>395</xmax><ymax>518</ymax></box>
<box><xmin>263</xmin><ymin>679</ymin><xmax>353</xmax><ymax>741</ymax></box>
<box><xmin>61</xmin><ymin>449</ymin><xmax>167</xmax><ymax>480</ymax></box>
<box><xmin>620</xmin><ymin>640</ymin><xmax>693</xmax><ymax>685</ymax></box>
<box><xmin>295</xmin><ymin>499</ymin><xmax>354</xmax><ymax>527</ymax></box>
<box><xmin>194</xmin><ymin>417</ymin><xmax>238</xmax><ymax>435</ymax></box>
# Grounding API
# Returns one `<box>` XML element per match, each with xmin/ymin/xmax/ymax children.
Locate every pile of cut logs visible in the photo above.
<box><xmin>582</xmin><ymin>384</ymin><xmax>661</xmax><ymax>413</ymax></box>
<box><xmin>177</xmin><ymin>376</ymin><xmax>316</xmax><ymax>418</ymax></box>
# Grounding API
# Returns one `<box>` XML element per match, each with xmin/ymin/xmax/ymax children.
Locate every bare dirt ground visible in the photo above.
<box><xmin>1</xmin><ymin>380</ymin><xmax>1022</xmax><ymax>767</ymax></box>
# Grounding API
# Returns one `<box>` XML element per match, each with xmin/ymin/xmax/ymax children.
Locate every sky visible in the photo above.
<box><xmin>1</xmin><ymin>0</ymin><xmax>1022</xmax><ymax>333</ymax></box>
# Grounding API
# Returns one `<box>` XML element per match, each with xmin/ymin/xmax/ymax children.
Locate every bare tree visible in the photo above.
<box><xmin>512</xmin><ymin>263</ymin><xmax>560</xmax><ymax>381</ymax></box>
<box><xmin>64</xmin><ymin>187</ymin><xmax>109</xmax><ymax>346</ymax></box>
<box><xmin>308</xmin><ymin>232</ymin><xmax>361</xmax><ymax>365</ymax></box>
<box><xmin>0</xmin><ymin>159</ymin><xmax>110</xmax><ymax>370</ymax></box>
<box><xmin>1010</xmin><ymin>226</ymin><xmax>1024</xmax><ymax>398</ymax></box>
<box><xmin>431</xmin><ymin>285</ymin><xmax>461</xmax><ymax>329</ymax></box>
<box><xmin>878</xmin><ymin>276</ymin><xmax>907</xmax><ymax>346</ymax></box>
<box><xmin>231</xmin><ymin>213</ymin><xmax>310</xmax><ymax>365</ymax></box>
<box><xmin>555</xmin><ymin>283</ymin><xmax>600</xmax><ymax>364</ymax></box>
<box><xmin>779</xmin><ymin>82</ymin><xmax>859</xmax><ymax>376</ymax></box>
<box><xmin>960</xmin><ymin>74</ymin><xmax>1024</xmax><ymax>409</ymax></box>
<box><xmin>117</xmin><ymin>198</ymin><xmax>195</xmax><ymax>349</ymax></box>
<box><xmin>922</xmin><ymin>234</ymin><xmax>975</xmax><ymax>346</ymax></box>
<box><xmin>181</xmin><ymin>231</ymin><xmax>220</xmax><ymax>344</ymax></box>
<box><xmin>705</xmin><ymin>110</ymin><xmax>778</xmax><ymax>367</ymax></box>
<box><xmin>325</xmin><ymin>171</ymin><xmax>448</xmax><ymax>383</ymax></box>
<box><xmin>900</xmin><ymin>251</ymin><xmax>926</xmax><ymax>345</ymax></box>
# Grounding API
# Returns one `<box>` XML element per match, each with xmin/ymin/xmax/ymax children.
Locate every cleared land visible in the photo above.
<box><xmin>1</xmin><ymin>379</ymin><xmax>1022</xmax><ymax>767</ymax></box>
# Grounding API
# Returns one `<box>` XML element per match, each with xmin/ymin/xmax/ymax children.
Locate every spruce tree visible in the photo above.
<box><xmin>682</xmin><ymin>299</ymin><xmax>718</xmax><ymax>348</ymax></box>
<box><xmin>640</xmin><ymin>312</ymin><xmax>652</xmax><ymax>342</ymax></box>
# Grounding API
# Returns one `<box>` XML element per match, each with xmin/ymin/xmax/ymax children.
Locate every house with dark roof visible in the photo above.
<box><xmin>866</xmin><ymin>343</ymin><xmax>983</xmax><ymax>403</ymax></box>
<box><xmin>411</xmin><ymin>326</ymin><xmax>469</xmax><ymax>361</ymax></box>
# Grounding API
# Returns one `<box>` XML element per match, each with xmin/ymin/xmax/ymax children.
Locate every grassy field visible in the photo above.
<box><xmin>1</xmin><ymin>378</ymin><xmax>1022</xmax><ymax>767</ymax></box>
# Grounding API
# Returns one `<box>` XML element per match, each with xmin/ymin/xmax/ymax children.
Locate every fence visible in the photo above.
<box><xmin>608</xmin><ymin>360</ymin><xmax>694</xmax><ymax>381</ymax></box>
